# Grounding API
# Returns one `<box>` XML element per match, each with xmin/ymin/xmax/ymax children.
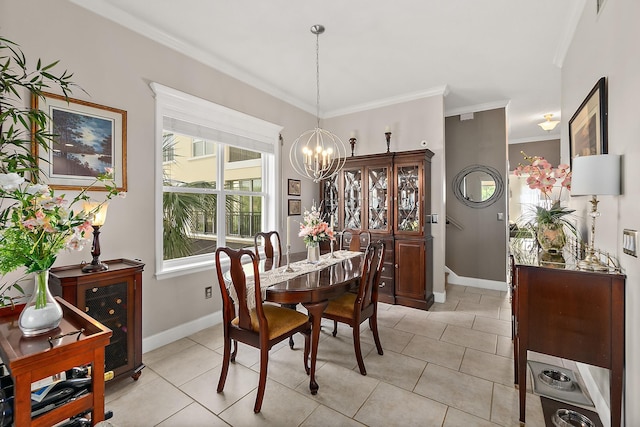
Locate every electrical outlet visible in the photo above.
<box><xmin>205</xmin><ymin>286</ymin><xmax>212</xmax><ymax>299</ymax></box>
<box><xmin>623</xmin><ymin>229</ymin><xmax>638</xmax><ymax>257</ymax></box>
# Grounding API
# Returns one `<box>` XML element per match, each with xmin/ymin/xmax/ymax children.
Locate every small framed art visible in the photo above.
<box><xmin>32</xmin><ymin>92</ymin><xmax>127</xmax><ymax>191</ymax></box>
<box><xmin>569</xmin><ymin>77</ymin><xmax>607</xmax><ymax>165</ymax></box>
<box><xmin>288</xmin><ymin>199</ymin><xmax>301</xmax><ymax>216</ymax></box>
<box><xmin>288</xmin><ymin>179</ymin><xmax>301</xmax><ymax>196</ymax></box>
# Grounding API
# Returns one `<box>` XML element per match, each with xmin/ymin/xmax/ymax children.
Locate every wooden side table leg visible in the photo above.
<box><xmin>302</xmin><ymin>300</ymin><xmax>328</xmax><ymax>395</ymax></box>
<box><xmin>518</xmin><ymin>347</ymin><xmax>527</xmax><ymax>424</ymax></box>
<box><xmin>14</xmin><ymin>373</ymin><xmax>32</xmax><ymax>427</ymax></box>
<box><xmin>91</xmin><ymin>348</ymin><xmax>106</xmax><ymax>425</ymax></box>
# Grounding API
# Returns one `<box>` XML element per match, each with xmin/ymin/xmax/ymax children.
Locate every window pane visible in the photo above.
<box><xmin>224</xmin><ymin>147</ymin><xmax>262</xmax><ymax>192</ymax></box>
<box><xmin>224</xmin><ymin>195</ymin><xmax>262</xmax><ymax>248</ymax></box>
<box><xmin>162</xmin><ymin>191</ymin><xmax>217</xmax><ymax>260</ymax></box>
<box><xmin>228</xmin><ymin>147</ymin><xmax>261</xmax><ymax>162</ymax></box>
<box><xmin>163</xmin><ymin>132</ymin><xmax>217</xmax><ymax>189</ymax></box>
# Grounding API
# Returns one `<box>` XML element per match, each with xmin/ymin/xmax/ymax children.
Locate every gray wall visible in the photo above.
<box><xmin>445</xmin><ymin>109</ymin><xmax>507</xmax><ymax>282</ymax></box>
<box><xmin>508</xmin><ymin>139</ymin><xmax>560</xmax><ymax>169</ymax></box>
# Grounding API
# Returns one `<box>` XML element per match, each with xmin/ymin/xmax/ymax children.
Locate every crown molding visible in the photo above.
<box><xmin>324</xmin><ymin>85</ymin><xmax>449</xmax><ymax>119</ymax></box>
<box><xmin>445</xmin><ymin>99</ymin><xmax>511</xmax><ymax>117</ymax></box>
<box><xmin>508</xmin><ymin>133</ymin><xmax>561</xmax><ymax>144</ymax></box>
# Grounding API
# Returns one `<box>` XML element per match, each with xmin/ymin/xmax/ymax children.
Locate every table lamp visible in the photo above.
<box><xmin>82</xmin><ymin>201</ymin><xmax>109</xmax><ymax>273</ymax></box>
<box><xmin>570</xmin><ymin>154</ymin><xmax>620</xmax><ymax>271</ymax></box>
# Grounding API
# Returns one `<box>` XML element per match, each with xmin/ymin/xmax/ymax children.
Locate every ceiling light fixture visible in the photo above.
<box><xmin>289</xmin><ymin>25</ymin><xmax>346</xmax><ymax>183</ymax></box>
<box><xmin>538</xmin><ymin>114</ymin><xmax>560</xmax><ymax>132</ymax></box>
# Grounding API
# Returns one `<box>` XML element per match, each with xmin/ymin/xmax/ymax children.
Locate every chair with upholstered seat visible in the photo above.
<box><xmin>340</xmin><ymin>229</ymin><xmax>371</xmax><ymax>252</ymax></box>
<box><xmin>322</xmin><ymin>241</ymin><xmax>385</xmax><ymax>375</ymax></box>
<box><xmin>215</xmin><ymin>247</ymin><xmax>311</xmax><ymax>413</ymax></box>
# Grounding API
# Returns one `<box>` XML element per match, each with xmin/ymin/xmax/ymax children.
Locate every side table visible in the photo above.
<box><xmin>0</xmin><ymin>297</ymin><xmax>111</xmax><ymax>426</ymax></box>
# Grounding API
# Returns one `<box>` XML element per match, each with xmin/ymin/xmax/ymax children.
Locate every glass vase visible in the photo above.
<box><xmin>307</xmin><ymin>243</ymin><xmax>320</xmax><ymax>264</ymax></box>
<box><xmin>19</xmin><ymin>270</ymin><xmax>63</xmax><ymax>337</ymax></box>
<box><xmin>536</xmin><ymin>222</ymin><xmax>566</xmax><ymax>255</ymax></box>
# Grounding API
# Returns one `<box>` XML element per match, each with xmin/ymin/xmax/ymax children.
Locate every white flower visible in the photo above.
<box><xmin>25</xmin><ymin>183</ymin><xmax>50</xmax><ymax>195</ymax></box>
<box><xmin>0</xmin><ymin>173</ymin><xmax>25</xmax><ymax>191</ymax></box>
<box><xmin>117</xmin><ymin>191</ymin><xmax>127</xmax><ymax>199</ymax></box>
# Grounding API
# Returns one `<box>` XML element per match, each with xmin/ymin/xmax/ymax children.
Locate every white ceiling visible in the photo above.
<box><xmin>71</xmin><ymin>0</ymin><xmax>586</xmax><ymax>143</ymax></box>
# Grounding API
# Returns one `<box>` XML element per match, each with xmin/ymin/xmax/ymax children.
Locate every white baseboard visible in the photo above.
<box><xmin>576</xmin><ymin>362</ymin><xmax>611</xmax><ymax>427</ymax></box>
<box><xmin>433</xmin><ymin>291</ymin><xmax>446</xmax><ymax>303</ymax></box>
<box><xmin>142</xmin><ymin>310</ymin><xmax>223</xmax><ymax>354</ymax></box>
<box><xmin>444</xmin><ymin>267</ymin><xmax>507</xmax><ymax>292</ymax></box>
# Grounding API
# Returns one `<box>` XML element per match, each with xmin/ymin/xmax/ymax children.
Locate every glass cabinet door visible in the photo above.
<box><xmin>321</xmin><ymin>176</ymin><xmax>338</xmax><ymax>227</ymax></box>
<box><xmin>368</xmin><ymin>166</ymin><xmax>389</xmax><ymax>231</ymax></box>
<box><xmin>396</xmin><ymin>165</ymin><xmax>421</xmax><ymax>232</ymax></box>
<box><xmin>343</xmin><ymin>168</ymin><xmax>362</xmax><ymax>229</ymax></box>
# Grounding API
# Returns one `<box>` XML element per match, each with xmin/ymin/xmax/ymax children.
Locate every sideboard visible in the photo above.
<box><xmin>511</xmin><ymin>259</ymin><xmax>625</xmax><ymax>427</ymax></box>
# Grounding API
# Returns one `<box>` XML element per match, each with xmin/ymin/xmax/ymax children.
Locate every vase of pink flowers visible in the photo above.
<box><xmin>513</xmin><ymin>152</ymin><xmax>575</xmax><ymax>255</ymax></box>
<box><xmin>298</xmin><ymin>204</ymin><xmax>335</xmax><ymax>263</ymax></box>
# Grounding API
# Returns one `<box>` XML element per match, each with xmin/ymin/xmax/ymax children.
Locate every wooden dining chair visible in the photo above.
<box><xmin>254</xmin><ymin>230</ymin><xmax>298</xmax><ymax>349</ymax></box>
<box><xmin>340</xmin><ymin>229</ymin><xmax>371</xmax><ymax>252</ymax></box>
<box><xmin>215</xmin><ymin>247</ymin><xmax>311</xmax><ymax>413</ymax></box>
<box><xmin>254</xmin><ymin>231</ymin><xmax>282</xmax><ymax>265</ymax></box>
<box><xmin>322</xmin><ymin>241</ymin><xmax>385</xmax><ymax>375</ymax></box>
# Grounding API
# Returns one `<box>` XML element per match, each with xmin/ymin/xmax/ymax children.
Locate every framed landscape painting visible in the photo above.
<box><xmin>568</xmin><ymin>77</ymin><xmax>607</xmax><ymax>165</ymax></box>
<box><xmin>32</xmin><ymin>92</ymin><xmax>127</xmax><ymax>191</ymax></box>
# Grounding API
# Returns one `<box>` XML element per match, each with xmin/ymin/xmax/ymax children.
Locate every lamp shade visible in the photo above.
<box><xmin>83</xmin><ymin>201</ymin><xmax>109</xmax><ymax>226</ymax></box>
<box><xmin>571</xmin><ymin>154</ymin><xmax>620</xmax><ymax>196</ymax></box>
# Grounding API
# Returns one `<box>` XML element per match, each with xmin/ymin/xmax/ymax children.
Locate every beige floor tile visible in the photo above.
<box><xmin>491</xmin><ymin>382</ymin><xmax>545</xmax><ymax>427</ymax></box>
<box><xmin>460</xmin><ymin>348</ymin><xmax>514</xmax><ymax>386</ymax></box>
<box><xmin>220</xmin><ymin>379</ymin><xmax>318</xmax><ymax>426</ymax></box>
<box><xmin>301</xmin><ymin>405</ymin><xmax>367</xmax><ymax>427</ymax></box>
<box><xmin>360</xmin><ymin>349</ymin><xmax>427</xmax><ymax>390</ymax></box>
<box><xmin>143</xmin><ymin>337</ymin><xmax>197</xmax><ymax>366</ymax></box>
<box><xmin>295</xmin><ymin>362</ymin><xmax>379</xmax><ymax>417</ymax></box>
<box><xmin>187</xmin><ymin>324</ymin><xmax>225</xmax><ymax>351</ymax></box>
<box><xmin>441</xmin><ymin>324</ymin><xmax>497</xmax><ymax>354</ymax></box>
<box><xmin>402</xmin><ymin>334</ymin><xmax>465</xmax><ymax>370</ymax></box>
<box><xmin>180</xmin><ymin>362</ymin><xmax>258</xmax><ymax>414</ymax></box>
<box><xmin>455</xmin><ymin>300</ymin><xmax>501</xmax><ymax>319</ymax></box>
<box><xmin>443</xmin><ymin>407</ymin><xmax>502</xmax><ymax>426</ymax></box>
<box><xmin>360</xmin><ymin>324</ymin><xmax>414</xmax><ymax>354</ymax></box>
<box><xmin>465</xmin><ymin>287</ymin><xmax>504</xmax><ymax>297</ymax></box>
<box><xmin>499</xmin><ymin>307</ymin><xmax>512</xmax><ymax>321</ymax></box>
<box><xmin>156</xmin><ymin>402</ymin><xmax>228</xmax><ymax>426</ymax></box>
<box><xmin>414</xmin><ymin>363</ymin><xmax>493</xmax><ymax>419</ymax></box>
<box><xmin>479</xmin><ymin>294</ymin><xmax>511</xmax><ymax>308</ymax></box>
<box><xmin>104</xmin><ymin>366</ymin><xmax>160</xmax><ymax>404</ymax></box>
<box><xmin>430</xmin><ymin>298</ymin><xmax>460</xmax><ymax>312</ymax></box>
<box><xmin>107</xmin><ymin>376</ymin><xmax>193</xmax><ymax>427</ymax></box>
<box><xmin>496</xmin><ymin>335</ymin><xmax>514</xmax><ymax>359</ymax></box>
<box><xmin>427</xmin><ymin>309</ymin><xmax>475</xmax><ymax>328</ymax></box>
<box><xmin>355</xmin><ymin>382</ymin><xmax>447</xmax><ymax>427</ymax></box>
<box><xmin>472</xmin><ymin>316</ymin><xmax>512</xmax><ymax>337</ymax></box>
<box><xmin>394</xmin><ymin>315</ymin><xmax>447</xmax><ymax>339</ymax></box>
<box><xmin>314</xmin><ymin>330</ymin><xmax>374</xmax><ymax>372</ymax></box>
<box><xmin>446</xmin><ymin>287</ymin><xmax>482</xmax><ymax>304</ymax></box>
<box><xmin>148</xmin><ymin>343</ymin><xmax>222</xmax><ymax>386</ymax></box>
<box><xmin>260</xmin><ymin>344</ymin><xmax>322</xmax><ymax>389</ymax></box>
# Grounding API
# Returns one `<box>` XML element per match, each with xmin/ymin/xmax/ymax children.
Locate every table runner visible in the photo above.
<box><xmin>228</xmin><ymin>250</ymin><xmax>363</xmax><ymax>310</ymax></box>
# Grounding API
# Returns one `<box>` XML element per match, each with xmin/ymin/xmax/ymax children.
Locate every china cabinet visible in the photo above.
<box><xmin>49</xmin><ymin>259</ymin><xmax>145</xmax><ymax>381</ymax></box>
<box><xmin>321</xmin><ymin>149</ymin><xmax>434</xmax><ymax>309</ymax></box>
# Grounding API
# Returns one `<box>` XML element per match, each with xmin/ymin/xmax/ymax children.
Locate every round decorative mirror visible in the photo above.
<box><xmin>452</xmin><ymin>164</ymin><xmax>504</xmax><ymax>208</ymax></box>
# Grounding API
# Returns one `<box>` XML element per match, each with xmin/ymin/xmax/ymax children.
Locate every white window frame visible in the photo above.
<box><xmin>151</xmin><ymin>83</ymin><xmax>282</xmax><ymax>279</ymax></box>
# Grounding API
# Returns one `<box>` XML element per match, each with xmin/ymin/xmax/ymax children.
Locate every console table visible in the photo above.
<box><xmin>512</xmin><ymin>261</ymin><xmax>625</xmax><ymax>427</ymax></box>
<box><xmin>0</xmin><ymin>297</ymin><xmax>111</xmax><ymax>426</ymax></box>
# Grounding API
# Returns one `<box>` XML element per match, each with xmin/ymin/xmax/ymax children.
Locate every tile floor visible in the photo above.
<box><xmin>102</xmin><ymin>283</ymin><xmax>573</xmax><ymax>426</ymax></box>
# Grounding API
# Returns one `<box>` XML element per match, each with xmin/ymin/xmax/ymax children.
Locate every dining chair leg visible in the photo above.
<box><xmin>217</xmin><ymin>337</ymin><xmax>232</xmax><ymax>392</ymax></box>
<box><xmin>369</xmin><ymin>316</ymin><xmax>384</xmax><ymax>355</ymax></box>
<box><xmin>332</xmin><ymin>320</ymin><xmax>338</xmax><ymax>337</ymax></box>
<box><xmin>283</xmin><ymin>303</ymin><xmax>297</xmax><ymax>349</ymax></box>
<box><xmin>230</xmin><ymin>339</ymin><xmax>238</xmax><ymax>362</ymax></box>
<box><xmin>352</xmin><ymin>326</ymin><xmax>367</xmax><ymax>376</ymax></box>
<box><xmin>254</xmin><ymin>347</ymin><xmax>269</xmax><ymax>413</ymax></box>
<box><xmin>303</xmin><ymin>331</ymin><xmax>311</xmax><ymax>375</ymax></box>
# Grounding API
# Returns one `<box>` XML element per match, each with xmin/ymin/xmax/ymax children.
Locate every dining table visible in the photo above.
<box><xmin>225</xmin><ymin>249</ymin><xmax>364</xmax><ymax>395</ymax></box>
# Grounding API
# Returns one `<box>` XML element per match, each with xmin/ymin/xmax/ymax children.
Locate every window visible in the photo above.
<box><xmin>151</xmin><ymin>83</ymin><xmax>282</xmax><ymax>278</ymax></box>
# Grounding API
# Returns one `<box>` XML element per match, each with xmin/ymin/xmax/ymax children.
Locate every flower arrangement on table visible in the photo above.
<box><xmin>513</xmin><ymin>152</ymin><xmax>575</xmax><ymax>254</ymax></box>
<box><xmin>298</xmin><ymin>204</ymin><xmax>335</xmax><ymax>247</ymax></box>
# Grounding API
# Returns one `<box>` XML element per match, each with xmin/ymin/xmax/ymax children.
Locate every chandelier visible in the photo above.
<box><xmin>289</xmin><ymin>25</ymin><xmax>346</xmax><ymax>183</ymax></box>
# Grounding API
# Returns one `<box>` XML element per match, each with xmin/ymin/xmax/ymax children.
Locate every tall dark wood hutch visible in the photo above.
<box><xmin>320</xmin><ymin>149</ymin><xmax>434</xmax><ymax>309</ymax></box>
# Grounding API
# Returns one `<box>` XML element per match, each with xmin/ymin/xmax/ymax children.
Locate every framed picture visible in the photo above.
<box><xmin>569</xmin><ymin>77</ymin><xmax>607</xmax><ymax>165</ymax></box>
<box><xmin>32</xmin><ymin>92</ymin><xmax>127</xmax><ymax>191</ymax></box>
<box><xmin>287</xmin><ymin>178</ymin><xmax>301</xmax><ymax>196</ymax></box>
<box><xmin>288</xmin><ymin>199</ymin><xmax>301</xmax><ymax>216</ymax></box>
